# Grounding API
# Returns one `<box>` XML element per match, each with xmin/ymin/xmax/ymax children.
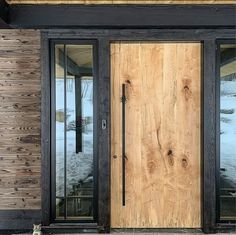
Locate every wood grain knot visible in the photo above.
<box><xmin>20</xmin><ymin>135</ymin><xmax>39</xmax><ymax>144</ymax></box>
<box><xmin>147</xmin><ymin>161</ymin><xmax>157</xmax><ymax>174</ymax></box>
<box><xmin>21</xmin><ymin>40</ymin><xmax>29</xmax><ymax>44</ymax></box>
<box><xmin>13</xmin><ymin>103</ymin><xmax>19</xmax><ymax>109</ymax></box>
<box><xmin>183</xmin><ymin>85</ymin><xmax>189</xmax><ymax>91</ymax></box>
<box><xmin>182</xmin><ymin>157</ymin><xmax>188</xmax><ymax>168</ymax></box>
<box><xmin>167</xmin><ymin>149</ymin><xmax>174</xmax><ymax>166</ymax></box>
<box><xmin>126</xmin><ymin>79</ymin><xmax>131</xmax><ymax>85</ymax></box>
<box><xmin>182</xmin><ymin>79</ymin><xmax>192</xmax><ymax>100</ymax></box>
<box><xmin>167</xmin><ymin>149</ymin><xmax>173</xmax><ymax>156</ymax></box>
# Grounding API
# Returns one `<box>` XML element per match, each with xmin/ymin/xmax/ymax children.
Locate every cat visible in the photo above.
<box><xmin>32</xmin><ymin>224</ymin><xmax>42</xmax><ymax>235</ymax></box>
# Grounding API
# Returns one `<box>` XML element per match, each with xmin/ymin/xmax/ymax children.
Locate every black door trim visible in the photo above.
<box><xmin>41</xmin><ymin>29</ymin><xmax>236</xmax><ymax>233</ymax></box>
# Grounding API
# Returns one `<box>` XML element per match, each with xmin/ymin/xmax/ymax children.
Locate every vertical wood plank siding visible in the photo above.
<box><xmin>0</xmin><ymin>30</ymin><xmax>41</xmax><ymax>210</ymax></box>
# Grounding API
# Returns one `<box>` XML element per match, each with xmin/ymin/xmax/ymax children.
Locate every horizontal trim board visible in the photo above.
<box><xmin>0</xmin><ymin>210</ymin><xmax>41</xmax><ymax>230</ymax></box>
<box><xmin>41</xmin><ymin>29</ymin><xmax>236</xmax><ymax>40</ymax></box>
<box><xmin>6</xmin><ymin>0</ymin><xmax>236</xmax><ymax>4</ymax></box>
<box><xmin>9</xmin><ymin>4</ymin><xmax>236</xmax><ymax>28</ymax></box>
<box><xmin>0</xmin><ymin>209</ymin><xmax>41</xmax><ymax>219</ymax></box>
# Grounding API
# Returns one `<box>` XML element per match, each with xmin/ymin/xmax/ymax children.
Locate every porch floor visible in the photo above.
<box><xmin>15</xmin><ymin>233</ymin><xmax>236</xmax><ymax>235</ymax></box>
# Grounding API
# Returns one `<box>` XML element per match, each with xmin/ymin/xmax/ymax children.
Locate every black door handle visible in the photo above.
<box><xmin>121</xmin><ymin>83</ymin><xmax>127</xmax><ymax>206</ymax></box>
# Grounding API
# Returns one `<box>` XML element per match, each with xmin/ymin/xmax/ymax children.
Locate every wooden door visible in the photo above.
<box><xmin>111</xmin><ymin>42</ymin><xmax>201</xmax><ymax>228</ymax></box>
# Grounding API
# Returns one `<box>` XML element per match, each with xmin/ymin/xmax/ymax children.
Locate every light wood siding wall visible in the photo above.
<box><xmin>0</xmin><ymin>30</ymin><xmax>41</xmax><ymax>210</ymax></box>
<box><xmin>6</xmin><ymin>0</ymin><xmax>236</xmax><ymax>4</ymax></box>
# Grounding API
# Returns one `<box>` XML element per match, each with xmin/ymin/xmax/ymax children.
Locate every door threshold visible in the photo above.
<box><xmin>111</xmin><ymin>228</ymin><xmax>202</xmax><ymax>233</ymax></box>
<box><xmin>42</xmin><ymin>223</ymin><xmax>99</xmax><ymax>234</ymax></box>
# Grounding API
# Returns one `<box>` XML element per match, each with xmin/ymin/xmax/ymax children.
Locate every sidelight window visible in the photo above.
<box><xmin>217</xmin><ymin>42</ymin><xmax>236</xmax><ymax>222</ymax></box>
<box><xmin>51</xmin><ymin>42</ymin><xmax>97</xmax><ymax>222</ymax></box>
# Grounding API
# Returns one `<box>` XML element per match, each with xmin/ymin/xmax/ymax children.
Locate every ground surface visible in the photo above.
<box><xmin>14</xmin><ymin>233</ymin><xmax>236</xmax><ymax>235</ymax></box>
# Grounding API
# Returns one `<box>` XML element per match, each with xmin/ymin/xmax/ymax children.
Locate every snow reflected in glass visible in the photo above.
<box><xmin>220</xmin><ymin>44</ymin><xmax>236</xmax><ymax>221</ymax></box>
<box><xmin>55</xmin><ymin>44</ymin><xmax>94</xmax><ymax>220</ymax></box>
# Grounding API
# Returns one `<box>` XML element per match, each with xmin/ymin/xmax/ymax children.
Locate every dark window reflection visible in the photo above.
<box><xmin>55</xmin><ymin>44</ymin><xmax>94</xmax><ymax>220</ymax></box>
<box><xmin>220</xmin><ymin>44</ymin><xmax>236</xmax><ymax>221</ymax></box>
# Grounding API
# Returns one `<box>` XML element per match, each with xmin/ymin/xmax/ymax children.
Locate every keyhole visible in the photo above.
<box><xmin>102</xmin><ymin>119</ymin><xmax>107</xmax><ymax>130</ymax></box>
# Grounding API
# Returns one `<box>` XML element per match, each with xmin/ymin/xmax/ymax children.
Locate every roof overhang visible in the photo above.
<box><xmin>6</xmin><ymin>4</ymin><xmax>236</xmax><ymax>29</ymax></box>
<box><xmin>0</xmin><ymin>2</ymin><xmax>235</xmax><ymax>29</ymax></box>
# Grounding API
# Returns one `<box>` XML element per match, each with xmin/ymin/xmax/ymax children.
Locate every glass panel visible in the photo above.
<box><xmin>56</xmin><ymin>197</ymin><xmax>65</xmax><ymax>218</ymax></box>
<box><xmin>54</xmin><ymin>43</ymin><xmax>94</xmax><ymax>221</ymax></box>
<box><xmin>55</xmin><ymin>45</ymin><xmax>65</xmax><ymax>218</ymax></box>
<box><xmin>66</xmin><ymin>45</ymin><xmax>94</xmax><ymax>219</ymax></box>
<box><xmin>220</xmin><ymin>44</ymin><xmax>236</xmax><ymax>221</ymax></box>
<box><xmin>67</xmin><ymin>197</ymin><xmax>93</xmax><ymax>218</ymax></box>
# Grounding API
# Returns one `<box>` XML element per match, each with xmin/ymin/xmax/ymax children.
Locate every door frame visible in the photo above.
<box><xmin>41</xmin><ymin>29</ymin><xmax>236</xmax><ymax>233</ymax></box>
<box><xmin>49</xmin><ymin>39</ymin><xmax>99</xmax><ymax>223</ymax></box>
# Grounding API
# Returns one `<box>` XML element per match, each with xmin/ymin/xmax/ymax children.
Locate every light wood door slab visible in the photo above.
<box><xmin>111</xmin><ymin>42</ymin><xmax>201</xmax><ymax>228</ymax></box>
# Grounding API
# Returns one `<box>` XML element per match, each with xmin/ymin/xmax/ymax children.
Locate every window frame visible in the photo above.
<box><xmin>216</xmin><ymin>39</ymin><xmax>236</xmax><ymax>225</ymax></box>
<box><xmin>50</xmin><ymin>39</ymin><xmax>99</xmax><ymax>224</ymax></box>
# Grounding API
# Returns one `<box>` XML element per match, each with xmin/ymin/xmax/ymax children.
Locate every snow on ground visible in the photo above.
<box><xmin>220</xmin><ymin>80</ymin><xmax>236</xmax><ymax>188</ymax></box>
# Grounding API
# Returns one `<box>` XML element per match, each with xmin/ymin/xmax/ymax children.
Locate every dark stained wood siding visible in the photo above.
<box><xmin>0</xmin><ymin>30</ymin><xmax>41</xmax><ymax>210</ymax></box>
